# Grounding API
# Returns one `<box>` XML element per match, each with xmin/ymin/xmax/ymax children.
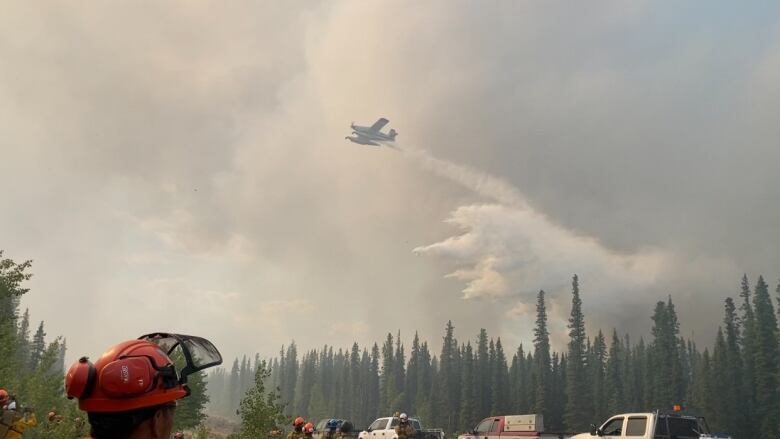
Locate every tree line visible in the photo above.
<box><xmin>209</xmin><ymin>274</ymin><xmax>780</xmax><ymax>439</ymax></box>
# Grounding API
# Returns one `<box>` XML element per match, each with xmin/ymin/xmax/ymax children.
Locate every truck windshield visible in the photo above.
<box><xmin>370</xmin><ymin>419</ymin><xmax>388</xmax><ymax>431</ymax></box>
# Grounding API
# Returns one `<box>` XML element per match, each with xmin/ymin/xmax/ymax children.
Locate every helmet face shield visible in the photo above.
<box><xmin>138</xmin><ymin>333</ymin><xmax>223</xmax><ymax>383</ymax></box>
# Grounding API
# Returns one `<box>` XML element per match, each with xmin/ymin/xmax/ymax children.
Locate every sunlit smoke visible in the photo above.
<box><xmin>403</xmin><ymin>144</ymin><xmax>669</xmax><ymax>309</ymax></box>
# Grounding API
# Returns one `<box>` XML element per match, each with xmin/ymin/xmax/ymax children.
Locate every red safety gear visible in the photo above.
<box><xmin>304</xmin><ymin>422</ymin><xmax>315</xmax><ymax>434</ymax></box>
<box><xmin>65</xmin><ymin>339</ymin><xmax>187</xmax><ymax>412</ymax></box>
<box><xmin>0</xmin><ymin>388</ymin><xmax>8</xmax><ymax>404</ymax></box>
<box><xmin>294</xmin><ymin>417</ymin><xmax>306</xmax><ymax>427</ymax></box>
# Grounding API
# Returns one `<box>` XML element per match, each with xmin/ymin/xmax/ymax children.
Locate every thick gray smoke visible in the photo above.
<box><xmin>2</xmin><ymin>1</ymin><xmax>779</xmax><ymax>362</ymax></box>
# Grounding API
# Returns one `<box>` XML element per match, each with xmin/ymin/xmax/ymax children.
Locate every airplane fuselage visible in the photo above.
<box><xmin>351</xmin><ymin>124</ymin><xmax>397</xmax><ymax>142</ymax></box>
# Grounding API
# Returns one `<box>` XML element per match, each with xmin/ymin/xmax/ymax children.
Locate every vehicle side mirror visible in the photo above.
<box><xmin>589</xmin><ymin>424</ymin><xmax>602</xmax><ymax>436</ymax></box>
<box><xmin>469</xmin><ymin>430</ymin><xmax>476</xmax><ymax>436</ymax></box>
<box><xmin>367</xmin><ymin>429</ymin><xmax>373</xmax><ymax>433</ymax></box>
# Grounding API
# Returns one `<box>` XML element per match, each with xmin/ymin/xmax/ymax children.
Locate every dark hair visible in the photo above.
<box><xmin>87</xmin><ymin>404</ymin><xmax>170</xmax><ymax>439</ymax></box>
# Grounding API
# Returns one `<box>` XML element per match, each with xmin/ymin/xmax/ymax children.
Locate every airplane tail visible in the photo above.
<box><xmin>389</xmin><ymin>129</ymin><xmax>398</xmax><ymax>140</ymax></box>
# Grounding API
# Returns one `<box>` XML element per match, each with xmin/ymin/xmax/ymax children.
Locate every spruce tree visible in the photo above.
<box><xmin>174</xmin><ymin>369</ymin><xmax>210</xmax><ymax>431</ymax></box>
<box><xmin>368</xmin><ymin>343</ymin><xmax>381</xmax><ymax>421</ymax></box>
<box><xmin>752</xmin><ymin>276</ymin><xmax>779</xmax><ymax>437</ymax></box>
<box><xmin>564</xmin><ymin>275</ymin><xmax>590</xmax><ymax>431</ymax></box>
<box><xmin>738</xmin><ymin>274</ymin><xmax>758</xmax><ymax>412</ymax></box>
<box><xmin>591</xmin><ymin>330</ymin><xmax>607</xmax><ymax>424</ymax></box>
<box><xmin>229</xmin><ymin>358</ymin><xmax>241</xmax><ymax>416</ymax></box>
<box><xmin>459</xmin><ymin>342</ymin><xmax>476</xmax><ymax>431</ymax></box>
<box><xmin>381</xmin><ymin>333</ymin><xmax>395</xmax><ymax>413</ymax></box>
<box><xmin>475</xmin><ymin>328</ymin><xmax>490</xmax><ymax>418</ymax></box>
<box><xmin>721</xmin><ymin>297</ymin><xmax>746</xmax><ymax>436</ymax></box>
<box><xmin>438</xmin><ymin>321</ymin><xmax>460</xmax><ymax>433</ymax></box>
<box><xmin>29</xmin><ymin>321</ymin><xmax>46</xmax><ymax>370</ymax></box>
<box><xmin>649</xmin><ymin>297</ymin><xmax>684</xmax><ymax>408</ymax></box>
<box><xmin>16</xmin><ymin>308</ymin><xmax>30</xmax><ymax>368</ymax></box>
<box><xmin>533</xmin><ymin>290</ymin><xmax>552</xmax><ymax>416</ymax></box>
<box><xmin>491</xmin><ymin>338</ymin><xmax>510</xmax><ymax>415</ymax></box>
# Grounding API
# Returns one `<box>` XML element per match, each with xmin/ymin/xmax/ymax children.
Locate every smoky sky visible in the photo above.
<box><xmin>2</xmin><ymin>1</ymin><xmax>780</xmax><ymax>365</ymax></box>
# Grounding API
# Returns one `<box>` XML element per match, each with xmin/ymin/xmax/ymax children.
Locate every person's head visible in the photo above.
<box><xmin>399</xmin><ymin>413</ymin><xmax>408</xmax><ymax>424</ymax></box>
<box><xmin>294</xmin><ymin>417</ymin><xmax>305</xmax><ymax>432</ymax></box>
<box><xmin>48</xmin><ymin>411</ymin><xmax>58</xmax><ymax>422</ymax></box>
<box><xmin>174</xmin><ymin>432</ymin><xmax>185</xmax><ymax>439</ymax></box>
<box><xmin>304</xmin><ymin>422</ymin><xmax>315</xmax><ymax>436</ymax></box>
<box><xmin>0</xmin><ymin>388</ymin><xmax>8</xmax><ymax>406</ymax></box>
<box><xmin>65</xmin><ymin>333</ymin><xmax>222</xmax><ymax>439</ymax></box>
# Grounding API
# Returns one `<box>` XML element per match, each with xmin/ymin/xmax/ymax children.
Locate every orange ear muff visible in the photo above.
<box><xmin>99</xmin><ymin>357</ymin><xmax>155</xmax><ymax>397</ymax></box>
<box><xmin>65</xmin><ymin>357</ymin><xmax>97</xmax><ymax>400</ymax></box>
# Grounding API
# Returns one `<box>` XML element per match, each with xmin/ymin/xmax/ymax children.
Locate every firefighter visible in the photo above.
<box><xmin>323</xmin><ymin>419</ymin><xmax>339</xmax><ymax>439</ymax></box>
<box><xmin>303</xmin><ymin>422</ymin><xmax>315</xmax><ymax>439</ymax></box>
<box><xmin>42</xmin><ymin>410</ymin><xmax>63</xmax><ymax>436</ymax></box>
<box><xmin>288</xmin><ymin>417</ymin><xmax>306</xmax><ymax>439</ymax></box>
<box><xmin>4</xmin><ymin>407</ymin><xmax>37</xmax><ymax>439</ymax></box>
<box><xmin>336</xmin><ymin>421</ymin><xmax>354</xmax><ymax>439</ymax></box>
<box><xmin>395</xmin><ymin>413</ymin><xmax>416</xmax><ymax>439</ymax></box>
<box><xmin>65</xmin><ymin>333</ymin><xmax>221</xmax><ymax>439</ymax></box>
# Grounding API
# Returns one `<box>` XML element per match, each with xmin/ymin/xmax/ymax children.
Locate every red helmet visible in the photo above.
<box><xmin>65</xmin><ymin>339</ymin><xmax>187</xmax><ymax>412</ymax></box>
<box><xmin>294</xmin><ymin>417</ymin><xmax>306</xmax><ymax>427</ymax></box>
<box><xmin>65</xmin><ymin>333</ymin><xmax>222</xmax><ymax>414</ymax></box>
<box><xmin>304</xmin><ymin>422</ymin><xmax>315</xmax><ymax>434</ymax></box>
<box><xmin>0</xmin><ymin>388</ymin><xmax>8</xmax><ymax>404</ymax></box>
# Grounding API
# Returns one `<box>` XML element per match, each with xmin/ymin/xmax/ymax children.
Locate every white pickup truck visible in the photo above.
<box><xmin>359</xmin><ymin>416</ymin><xmax>445</xmax><ymax>439</ymax></box>
<box><xmin>571</xmin><ymin>411</ymin><xmax>731</xmax><ymax>439</ymax></box>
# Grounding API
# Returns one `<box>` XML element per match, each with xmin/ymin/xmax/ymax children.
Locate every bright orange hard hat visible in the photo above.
<box><xmin>294</xmin><ymin>417</ymin><xmax>306</xmax><ymax>427</ymax></box>
<box><xmin>304</xmin><ymin>422</ymin><xmax>315</xmax><ymax>434</ymax></box>
<box><xmin>65</xmin><ymin>339</ymin><xmax>188</xmax><ymax>412</ymax></box>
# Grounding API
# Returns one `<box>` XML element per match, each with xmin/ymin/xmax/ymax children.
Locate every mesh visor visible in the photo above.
<box><xmin>139</xmin><ymin>333</ymin><xmax>223</xmax><ymax>382</ymax></box>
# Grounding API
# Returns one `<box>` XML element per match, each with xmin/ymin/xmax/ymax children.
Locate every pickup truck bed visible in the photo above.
<box><xmin>460</xmin><ymin>415</ymin><xmax>572</xmax><ymax>439</ymax></box>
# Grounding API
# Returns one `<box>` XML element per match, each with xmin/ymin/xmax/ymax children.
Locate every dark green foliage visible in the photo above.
<box><xmin>0</xmin><ymin>252</ymin><xmax>73</xmax><ymax>439</ymax></box>
<box><xmin>752</xmin><ymin>276</ymin><xmax>778</xmax><ymax>437</ymax></box>
<box><xmin>236</xmin><ymin>360</ymin><xmax>287</xmax><ymax>439</ymax></box>
<box><xmin>533</xmin><ymin>290</ymin><xmax>552</xmax><ymax>417</ymax></box>
<box><xmin>564</xmin><ymin>275</ymin><xmax>590</xmax><ymax>431</ymax></box>
<box><xmin>649</xmin><ymin>297</ymin><xmax>685</xmax><ymax>408</ymax></box>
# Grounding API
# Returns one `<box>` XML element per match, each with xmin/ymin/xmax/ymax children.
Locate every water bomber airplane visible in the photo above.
<box><xmin>345</xmin><ymin>118</ymin><xmax>398</xmax><ymax>146</ymax></box>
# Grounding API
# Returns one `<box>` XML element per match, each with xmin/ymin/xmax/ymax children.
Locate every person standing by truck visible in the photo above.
<box><xmin>304</xmin><ymin>422</ymin><xmax>316</xmax><ymax>439</ymax></box>
<box><xmin>288</xmin><ymin>417</ymin><xmax>306</xmax><ymax>439</ymax></box>
<box><xmin>323</xmin><ymin>419</ymin><xmax>339</xmax><ymax>439</ymax></box>
<box><xmin>337</xmin><ymin>421</ymin><xmax>353</xmax><ymax>439</ymax></box>
<box><xmin>396</xmin><ymin>413</ymin><xmax>416</xmax><ymax>439</ymax></box>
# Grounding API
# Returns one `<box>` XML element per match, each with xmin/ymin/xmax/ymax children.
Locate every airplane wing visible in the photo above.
<box><xmin>369</xmin><ymin>118</ymin><xmax>389</xmax><ymax>132</ymax></box>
